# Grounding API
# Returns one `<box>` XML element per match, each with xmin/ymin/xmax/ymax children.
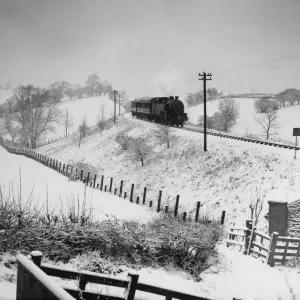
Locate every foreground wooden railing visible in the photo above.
<box><xmin>226</xmin><ymin>219</ymin><xmax>300</xmax><ymax>266</ymax></box>
<box><xmin>20</xmin><ymin>251</ymin><xmax>216</xmax><ymax>300</ymax></box>
<box><xmin>16</xmin><ymin>252</ymin><xmax>75</xmax><ymax>300</ymax></box>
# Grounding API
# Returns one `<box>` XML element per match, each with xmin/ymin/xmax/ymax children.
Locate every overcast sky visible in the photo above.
<box><xmin>1</xmin><ymin>0</ymin><xmax>300</xmax><ymax>96</ymax></box>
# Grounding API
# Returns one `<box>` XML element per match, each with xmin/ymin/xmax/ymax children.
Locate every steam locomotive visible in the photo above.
<box><xmin>131</xmin><ymin>96</ymin><xmax>188</xmax><ymax>127</ymax></box>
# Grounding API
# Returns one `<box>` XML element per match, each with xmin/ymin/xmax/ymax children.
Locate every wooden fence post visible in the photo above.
<box><xmin>149</xmin><ymin>201</ymin><xmax>153</xmax><ymax>208</ymax></box>
<box><xmin>143</xmin><ymin>187</ymin><xmax>147</xmax><ymax>205</ymax></box>
<box><xmin>114</xmin><ymin>188</ymin><xmax>117</xmax><ymax>195</ymax></box>
<box><xmin>30</xmin><ymin>251</ymin><xmax>42</xmax><ymax>267</ymax></box>
<box><xmin>247</xmin><ymin>226</ymin><xmax>257</xmax><ymax>255</ymax></box>
<box><xmin>165</xmin><ymin>206</ymin><xmax>169</xmax><ymax>213</ymax></box>
<box><xmin>105</xmin><ymin>185</ymin><xmax>107</xmax><ymax>192</ymax></box>
<box><xmin>80</xmin><ymin>170</ymin><xmax>84</xmax><ymax>181</ymax></box>
<box><xmin>157</xmin><ymin>190</ymin><xmax>162</xmax><ymax>212</ymax></box>
<box><xmin>86</xmin><ymin>172</ymin><xmax>90</xmax><ymax>186</ymax></box>
<box><xmin>174</xmin><ymin>195</ymin><xmax>180</xmax><ymax>217</ymax></box>
<box><xmin>244</xmin><ymin>219</ymin><xmax>253</xmax><ymax>255</ymax></box>
<box><xmin>93</xmin><ymin>175</ymin><xmax>97</xmax><ymax>188</ymax></box>
<box><xmin>136</xmin><ymin>196</ymin><xmax>139</xmax><ymax>204</ymax></box>
<box><xmin>66</xmin><ymin>165</ymin><xmax>69</xmax><ymax>177</ymax></box>
<box><xmin>220</xmin><ymin>210</ymin><xmax>226</xmax><ymax>225</ymax></box>
<box><xmin>119</xmin><ymin>180</ymin><xmax>123</xmax><ymax>197</ymax></box>
<box><xmin>195</xmin><ymin>201</ymin><xmax>201</xmax><ymax>222</ymax></box>
<box><xmin>130</xmin><ymin>184</ymin><xmax>134</xmax><ymax>202</ymax></box>
<box><xmin>183</xmin><ymin>212</ymin><xmax>187</xmax><ymax>221</ymax></box>
<box><xmin>96</xmin><ymin>183</ymin><xmax>99</xmax><ymax>189</ymax></box>
<box><xmin>267</xmin><ymin>232</ymin><xmax>279</xmax><ymax>267</ymax></box>
<box><xmin>100</xmin><ymin>175</ymin><xmax>104</xmax><ymax>191</ymax></box>
<box><xmin>109</xmin><ymin>177</ymin><xmax>113</xmax><ymax>193</ymax></box>
<box><xmin>124</xmin><ymin>192</ymin><xmax>127</xmax><ymax>199</ymax></box>
<box><xmin>59</xmin><ymin>162</ymin><xmax>61</xmax><ymax>173</ymax></box>
<box><xmin>125</xmin><ymin>273</ymin><xmax>139</xmax><ymax>300</ymax></box>
<box><xmin>90</xmin><ymin>182</ymin><xmax>93</xmax><ymax>187</ymax></box>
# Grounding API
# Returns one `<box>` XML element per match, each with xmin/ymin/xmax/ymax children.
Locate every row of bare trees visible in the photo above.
<box><xmin>48</xmin><ymin>75</ymin><xmax>113</xmax><ymax>102</ymax></box>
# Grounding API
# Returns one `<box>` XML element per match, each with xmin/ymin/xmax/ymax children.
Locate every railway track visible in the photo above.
<box><xmin>181</xmin><ymin>124</ymin><xmax>300</xmax><ymax>151</ymax></box>
<box><xmin>129</xmin><ymin>115</ymin><xmax>300</xmax><ymax>151</ymax></box>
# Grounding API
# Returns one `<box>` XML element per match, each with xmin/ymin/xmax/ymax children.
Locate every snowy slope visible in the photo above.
<box><xmin>46</xmin><ymin>95</ymin><xmax>126</xmax><ymax>140</ymax></box>
<box><xmin>38</xmin><ymin>114</ymin><xmax>300</xmax><ymax>230</ymax></box>
<box><xmin>0</xmin><ymin>145</ymin><xmax>154</xmax><ymax>223</ymax></box>
<box><xmin>186</xmin><ymin>98</ymin><xmax>300</xmax><ymax>142</ymax></box>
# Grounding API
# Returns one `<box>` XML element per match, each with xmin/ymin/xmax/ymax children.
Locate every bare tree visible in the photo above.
<box><xmin>249</xmin><ymin>183</ymin><xmax>265</xmax><ymax>226</ymax></box>
<box><xmin>10</xmin><ymin>85</ymin><xmax>60</xmax><ymax>148</ymax></box>
<box><xmin>63</xmin><ymin>109</ymin><xmax>74</xmax><ymax>137</ymax></box>
<box><xmin>155</xmin><ymin>124</ymin><xmax>174</xmax><ymax>148</ymax></box>
<box><xmin>128</xmin><ymin>137</ymin><xmax>151</xmax><ymax>166</ymax></box>
<box><xmin>254</xmin><ymin>109</ymin><xmax>281</xmax><ymax>140</ymax></box>
<box><xmin>217</xmin><ymin>98</ymin><xmax>239</xmax><ymax>132</ymax></box>
<box><xmin>85</xmin><ymin>73</ymin><xmax>100</xmax><ymax>96</ymax></box>
<box><xmin>97</xmin><ymin>105</ymin><xmax>106</xmax><ymax>130</ymax></box>
<box><xmin>78</xmin><ymin>116</ymin><xmax>88</xmax><ymax>147</ymax></box>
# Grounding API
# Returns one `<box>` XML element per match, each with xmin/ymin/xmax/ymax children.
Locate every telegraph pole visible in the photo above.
<box><xmin>198</xmin><ymin>72</ymin><xmax>212</xmax><ymax>152</ymax></box>
<box><xmin>112</xmin><ymin>90</ymin><xmax>118</xmax><ymax>123</ymax></box>
<box><xmin>119</xmin><ymin>94</ymin><xmax>121</xmax><ymax>115</ymax></box>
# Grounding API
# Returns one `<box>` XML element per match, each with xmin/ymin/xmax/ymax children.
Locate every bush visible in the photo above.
<box><xmin>0</xmin><ymin>191</ymin><xmax>223</xmax><ymax>276</ymax></box>
<box><xmin>115</xmin><ymin>129</ymin><xmax>132</xmax><ymax>150</ymax></box>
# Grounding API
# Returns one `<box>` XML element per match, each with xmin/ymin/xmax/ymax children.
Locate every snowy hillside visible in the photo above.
<box><xmin>46</xmin><ymin>95</ymin><xmax>126</xmax><ymax>140</ymax></box>
<box><xmin>0</xmin><ymin>145</ymin><xmax>154</xmax><ymax>223</ymax></box>
<box><xmin>37</xmin><ymin>114</ymin><xmax>300</xmax><ymax>230</ymax></box>
<box><xmin>186</xmin><ymin>98</ymin><xmax>300</xmax><ymax>143</ymax></box>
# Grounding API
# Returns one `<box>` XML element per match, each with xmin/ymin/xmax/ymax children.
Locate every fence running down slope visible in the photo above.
<box><xmin>0</xmin><ymin>125</ymin><xmax>226</xmax><ymax>225</ymax></box>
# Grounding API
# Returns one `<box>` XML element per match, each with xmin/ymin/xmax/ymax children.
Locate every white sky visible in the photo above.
<box><xmin>0</xmin><ymin>0</ymin><xmax>300</xmax><ymax>96</ymax></box>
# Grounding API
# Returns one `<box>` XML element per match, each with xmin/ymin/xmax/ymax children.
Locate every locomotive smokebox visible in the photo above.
<box><xmin>175</xmin><ymin>96</ymin><xmax>179</xmax><ymax>100</ymax></box>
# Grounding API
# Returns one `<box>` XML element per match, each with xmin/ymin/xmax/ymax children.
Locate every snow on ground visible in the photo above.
<box><xmin>186</xmin><ymin>98</ymin><xmax>300</xmax><ymax>142</ymax></box>
<box><xmin>0</xmin><ymin>145</ymin><xmax>154</xmax><ymax>223</ymax></box>
<box><xmin>45</xmin><ymin>95</ymin><xmax>126</xmax><ymax>140</ymax></box>
<box><xmin>38</xmin><ymin>114</ymin><xmax>300</xmax><ymax>231</ymax></box>
<box><xmin>1</xmin><ymin>244</ymin><xmax>300</xmax><ymax>300</ymax></box>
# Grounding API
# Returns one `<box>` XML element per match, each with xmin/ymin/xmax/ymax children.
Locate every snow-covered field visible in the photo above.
<box><xmin>1</xmin><ymin>114</ymin><xmax>300</xmax><ymax>300</ymax></box>
<box><xmin>186</xmin><ymin>98</ymin><xmax>300</xmax><ymax>142</ymax></box>
<box><xmin>0</xmin><ymin>95</ymin><xmax>126</xmax><ymax>142</ymax></box>
<box><xmin>0</xmin><ymin>145</ymin><xmax>154</xmax><ymax>223</ymax></box>
<box><xmin>45</xmin><ymin>95</ymin><xmax>126</xmax><ymax>140</ymax></box>
<box><xmin>37</xmin><ymin>114</ymin><xmax>300</xmax><ymax>230</ymax></box>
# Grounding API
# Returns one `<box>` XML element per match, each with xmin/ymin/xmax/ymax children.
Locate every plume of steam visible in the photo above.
<box><xmin>152</xmin><ymin>63</ymin><xmax>188</xmax><ymax>106</ymax></box>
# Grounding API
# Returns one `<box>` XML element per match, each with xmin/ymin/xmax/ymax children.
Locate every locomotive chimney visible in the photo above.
<box><xmin>169</xmin><ymin>96</ymin><xmax>174</xmax><ymax>100</ymax></box>
<box><xmin>175</xmin><ymin>96</ymin><xmax>179</xmax><ymax>100</ymax></box>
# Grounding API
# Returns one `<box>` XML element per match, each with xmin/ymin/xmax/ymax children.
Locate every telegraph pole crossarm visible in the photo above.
<box><xmin>198</xmin><ymin>72</ymin><xmax>212</xmax><ymax>152</ymax></box>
